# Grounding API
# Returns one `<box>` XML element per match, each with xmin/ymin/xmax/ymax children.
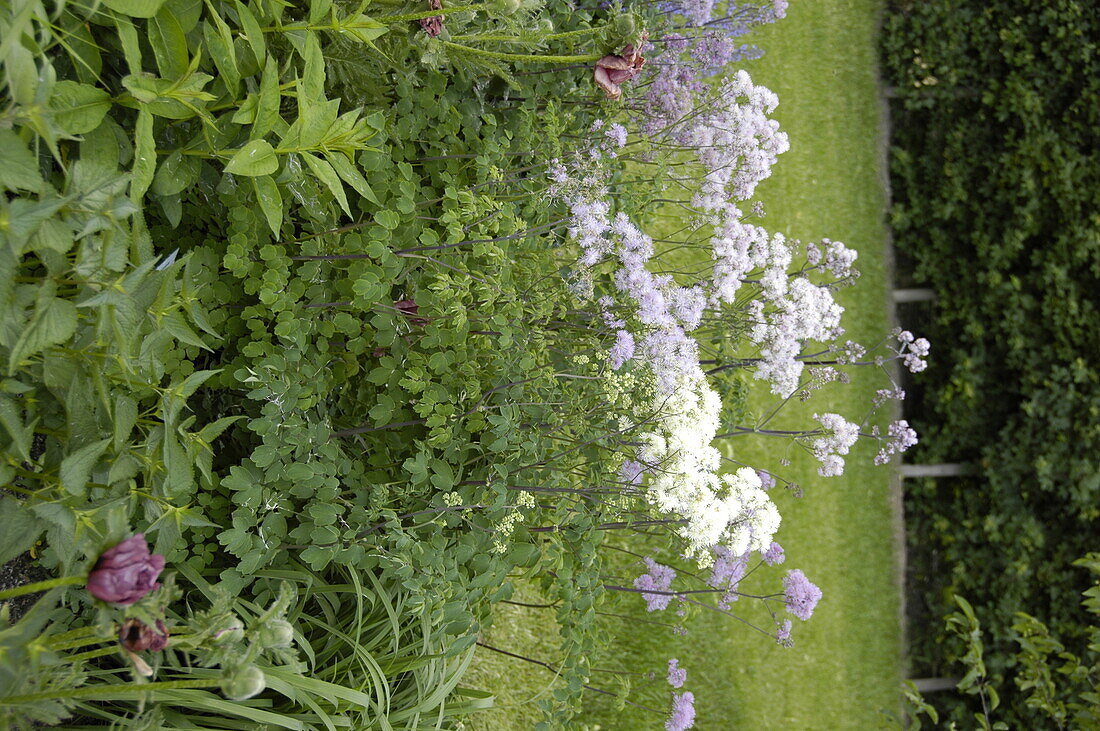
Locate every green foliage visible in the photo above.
<box><xmin>0</xmin><ymin>0</ymin><xmax>648</xmax><ymax>724</ymax></box>
<box><xmin>882</xmin><ymin>0</ymin><xmax>1100</xmax><ymax>724</ymax></box>
<box><xmin>900</xmin><ymin>555</ymin><xmax>1100</xmax><ymax>731</ymax></box>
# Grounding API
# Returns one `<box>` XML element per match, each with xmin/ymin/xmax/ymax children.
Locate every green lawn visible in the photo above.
<box><xmin>464</xmin><ymin>0</ymin><xmax>902</xmax><ymax>727</ymax></box>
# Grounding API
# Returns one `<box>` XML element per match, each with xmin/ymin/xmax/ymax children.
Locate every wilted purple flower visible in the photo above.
<box><xmin>87</xmin><ymin>534</ymin><xmax>165</xmax><ymax>605</ymax></box>
<box><xmin>634</xmin><ymin>557</ymin><xmax>677</xmax><ymax>611</ymax></box>
<box><xmin>119</xmin><ymin>618</ymin><xmax>170</xmax><ymax>652</ymax></box>
<box><xmin>667</xmin><ymin>658</ymin><xmax>687</xmax><ymax>688</ymax></box>
<box><xmin>395</xmin><ymin>298</ymin><xmax>428</xmax><ymax>326</ymax></box>
<box><xmin>776</xmin><ymin>619</ymin><xmax>792</xmax><ymax>643</ymax></box>
<box><xmin>418</xmin><ymin>0</ymin><xmax>443</xmax><ymax>36</ymax></box>
<box><xmin>762</xmin><ymin>541</ymin><xmax>785</xmax><ymax>566</ymax></box>
<box><xmin>782</xmin><ymin>569</ymin><xmax>822</xmax><ymax>621</ymax></box>
<box><xmin>666</xmin><ymin>691</ymin><xmax>696</xmax><ymax>730</ymax></box>
<box><xmin>594</xmin><ymin>43</ymin><xmax>646</xmax><ymax>100</ymax></box>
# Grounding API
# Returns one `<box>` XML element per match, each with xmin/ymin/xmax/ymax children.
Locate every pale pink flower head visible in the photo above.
<box><xmin>594</xmin><ymin>41</ymin><xmax>647</xmax><ymax>99</ymax></box>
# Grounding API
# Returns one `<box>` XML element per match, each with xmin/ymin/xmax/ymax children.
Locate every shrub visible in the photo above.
<box><xmin>883</xmin><ymin>0</ymin><xmax>1100</xmax><ymax>724</ymax></box>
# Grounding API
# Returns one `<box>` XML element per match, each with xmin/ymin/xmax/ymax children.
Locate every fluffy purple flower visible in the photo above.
<box><xmin>708</xmin><ymin>545</ymin><xmax>749</xmax><ymax>609</ymax></box>
<box><xmin>776</xmin><ymin>619</ymin><xmax>792</xmax><ymax>643</ymax></box>
<box><xmin>762</xmin><ymin>541</ymin><xmax>785</xmax><ymax>566</ymax></box>
<box><xmin>86</xmin><ymin>534</ymin><xmax>165</xmax><ymax>606</ymax></box>
<box><xmin>609</xmin><ymin>329</ymin><xmax>636</xmax><ymax>370</ymax></box>
<box><xmin>666</xmin><ymin>691</ymin><xmax>696</xmax><ymax>731</ymax></box>
<box><xmin>634</xmin><ymin>557</ymin><xmax>677</xmax><ymax>611</ymax></box>
<box><xmin>782</xmin><ymin>569</ymin><xmax>822</xmax><ymax>621</ymax></box>
<box><xmin>621</xmin><ymin>459</ymin><xmax>646</xmax><ymax>487</ymax></box>
<box><xmin>667</xmin><ymin>658</ymin><xmax>687</xmax><ymax>688</ymax></box>
<box><xmin>756</xmin><ymin>469</ymin><xmax>776</xmax><ymax>490</ymax></box>
<box><xmin>605</xmin><ymin>123</ymin><xmax>628</xmax><ymax>148</ymax></box>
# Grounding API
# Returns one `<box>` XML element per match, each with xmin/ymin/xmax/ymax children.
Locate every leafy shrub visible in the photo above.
<box><xmin>1</xmin><ymin>0</ymin><xmax>916</xmax><ymax>726</ymax></box>
<box><xmin>882</xmin><ymin>0</ymin><xmax>1100</xmax><ymax>724</ymax></box>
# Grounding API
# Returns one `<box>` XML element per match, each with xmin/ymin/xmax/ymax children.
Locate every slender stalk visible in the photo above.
<box><xmin>476</xmin><ymin>642</ymin><xmax>663</xmax><ymax>714</ymax></box>
<box><xmin>0</xmin><ymin>678</ymin><xmax>222</xmax><ymax>704</ymax></box>
<box><xmin>0</xmin><ymin>575</ymin><xmax>84</xmax><ymax>601</ymax></box>
<box><xmin>440</xmin><ymin>40</ymin><xmax>604</xmax><ymax>64</ymax></box>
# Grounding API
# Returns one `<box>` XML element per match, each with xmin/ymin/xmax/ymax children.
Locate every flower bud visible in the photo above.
<box><xmin>222</xmin><ymin>666</ymin><xmax>266</xmax><ymax>700</ymax></box>
<box><xmin>614</xmin><ymin>13</ymin><xmax>637</xmax><ymax>37</ymax></box>
<box><xmin>211</xmin><ymin>616</ymin><xmax>245</xmax><ymax>645</ymax></box>
<box><xmin>258</xmin><ymin>619</ymin><xmax>294</xmax><ymax>649</ymax></box>
<box><xmin>490</xmin><ymin>0</ymin><xmax>522</xmax><ymax>15</ymax></box>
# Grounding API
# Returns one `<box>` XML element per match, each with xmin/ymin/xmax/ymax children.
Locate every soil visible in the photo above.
<box><xmin>0</xmin><ymin>552</ymin><xmax>51</xmax><ymax>623</ymax></box>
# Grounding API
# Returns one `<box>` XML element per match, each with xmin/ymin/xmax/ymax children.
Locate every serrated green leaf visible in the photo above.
<box><xmin>8</xmin><ymin>290</ymin><xmax>77</xmax><ymax>373</ymax></box>
<box><xmin>346</xmin><ymin>14</ymin><xmax>387</xmax><ymax>44</ymax></box>
<box><xmin>0</xmin><ymin>497</ymin><xmax>45</xmax><ymax>565</ymax></box>
<box><xmin>162</xmin><ymin>309</ymin><xmax>211</xmax><ymax>350</ymax></box>
<box><xmin>152</xmin><ymin>149</ymin><xmax>201</xmax><ymax>197</ymax></box>
<box><xmin>48</xmin><ymin>81</ymin><xmax>112</xmax><ymax>135</ymax></box>
<box><xmin>309</xmin><ymin>0</ymin><xmax>332</xmax><ymax>24</ymax></box>
<box><xmin>300</xmin><ymin>32</ymin><xmax>325</xmax><ymax>102</ymax></box>
<box><xmin>163</xmin><ymin>428</ymin><xmax>192</xmax><ymax>497</ymax></box>
<box><xmin>326</xmin><ymin>152</ymin><xmax>379</xmax><ymax>205</ymax></box>
<box><xmin>198</xmin><ymin>415</ymin><xmax>244</xmax><ymax>443</ymax></box>
<box><xmin>114</xmin><ymin>394</ymin><xmax>138</xmax><ymax>451</ymax></box>
<box><xmin>225</xmin><ymin>139</ymin><xmax>277</xmax><ymax>176</ymax></box>
<box><xmin>60</xmin><ymin>437</ymin><xmax>111</xmax><ymax>496</ymax></box>
<box><xmin>5</xmin><ymin>39</ymin><xmax>37</xmax><ymax>106</ymax></box>
<box><xmin>131</xmin><ymin>108</ymin><xmax>156</xmax><ymax>201</ymax></box>
<box><xmin>235</xmin><ymin>1</ymin><xmax>267</xmax><ymax>67</ymax></box>
<box><xmin>300</xmin><ymin>152</ymin><xmax>350</xmax><ymax>216</ymax></box>
<box><xmin>251</xmin><ymin>175</ymin><xmax>283</xmax><ymax>235</ymax></box>
<box><xmin>0</xmin><ymin>196</ymin><xmax>65</xmax><ymax>255</ymax></box>
<box><xmin>103</xmin><ymin>0</ymin><xmax>166</xmax><ymax>17</ymax></box>
<box><xmin>202</xmin><ymin>18</ymin><xmax>241</xmax><ymax>92</ymax></box>
<box><xmin>150</xmin><ymin>9</ymin><xmax>189</xmax><ymax>79</ymax></box>
<box><xmin>0</xmin><ymin>395</ymin><xmax>34</xmax><ymax>462</ymax></box>
<box><xmin>254</xmin><ymin>56</ymin><xmax>281</xmax><ymax>138</ymax></box>
<box><xmin>0</xmin><ymin>130</ymin><xmax>44</xmax><ymax>192</ymax></box>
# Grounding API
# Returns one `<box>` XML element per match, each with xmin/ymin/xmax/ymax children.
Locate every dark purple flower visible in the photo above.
<box><xmin>86</xmin><ymin>534</ymin><xmax>165</xmax><ymax>605</ymax></box>
<box><xmin>119</xmin><ymin>618</ymin><xmax>170</xmax><ymax>652</ymax></box>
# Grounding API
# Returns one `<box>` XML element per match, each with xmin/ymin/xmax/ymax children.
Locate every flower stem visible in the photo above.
<box><xmin>0</xmin><ymin>678</ymin><xmax>222</xmax><ymax>704</ymax></box>
<box><xmin>0</xmin><ymin>575</ymin><xmax>84</xmax><ymax>601</ymax></box>
<box><xmin>383</xmin><ymin>4</ymin><xmax>484</xmax><ymax>22</ymax></box>
<box><xmin>439</xmin><ymin>40</ymin><xmax>604</xmax><ymax>64</ymax></box>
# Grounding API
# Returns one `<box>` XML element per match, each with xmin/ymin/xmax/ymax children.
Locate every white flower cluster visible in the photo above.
<box><xmin>811</xmin><ymin>412</ymin><xmax>860</xmax><ymax>477</ymax></box>
<box><xmin>873</xmin><ymin>419</ymin><xmax>918</xmax><ymax>465</ymax></box>
<box><xmin>895</xmin><ymin>329</ymin><xmax>930</xmax><ymax>373</ymax></box>
<box><xmin>637</xmin><ymin>370</ymin><xmax>781</xmax><ymax>563</ymax></box>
